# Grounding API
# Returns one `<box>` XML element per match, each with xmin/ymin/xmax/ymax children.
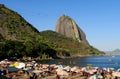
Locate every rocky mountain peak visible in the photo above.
<box><xmin>56</xmin><ymin>15</ymin><xmax>89</xmax><ymax>45</ymax></box>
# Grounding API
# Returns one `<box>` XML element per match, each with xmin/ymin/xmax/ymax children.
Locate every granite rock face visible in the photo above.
<box><xmin>56</xmin><ymin>15</ymin><xmax>89</xmax><ymax>45</ymax></box>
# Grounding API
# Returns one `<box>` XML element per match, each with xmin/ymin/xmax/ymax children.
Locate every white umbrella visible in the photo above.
<box><xmin>71</xmin><ymin>66</ymin><xmax>79</xmax><ymax>72</ymax></box>
<box><xmin>63</xmin><ymin>66</ymin><xmax>71</xmax><ymax>71</ymax></box>
<box><xmin>16</xmin><ymin>62</ymin><xmax>25</xmax><ymax>69</ymax></box>
<box><xmin>112</xmin><ymin>72</ymin><xmax>120</xmax><ymax>77</ymax></box>
<box><xmin>117</xmin><ymin>68</ymin><xmax>120</xmax><ymax>72</ymax></box>
<box><xmin>89</xmin><ymin>74</ymin><xmax>98</xmax><ymax>79</ymax></box>
<box><xmin>56</xmin><ymin>68</ymin><xmax>63</xmax><ymax>72</ymax></box>
<box><xmin>87</xmin><ymin>69</ymin><xmax>97</xmax><ymax>75</ymax></box>
<box><xmin>74</xmin><ymin>69</ymin><xmax>81</xmax><ymax>73</ymax></box>
<box><xmin>57</xmin><ymin>65</ymin><xmax>64</xmax><ymax>69</ymax></box>
<box><xmin>32</xmin><ymin>70</ymin><xmax>43</xmax><ymax>74</ymax></box>
<box><xmin>57</xmin><ymin>70</ymin><xmax>69</xmax><ymax>76</ymax></box>
<box><xmin>26</xmin><ymin>63</ymin><xmax>32</xmax><ymax>67</ymax></box>
<box><xmin>32</xmin><ymin>61</ymin><xmax>36</xmax><ymax>63</ymax></box>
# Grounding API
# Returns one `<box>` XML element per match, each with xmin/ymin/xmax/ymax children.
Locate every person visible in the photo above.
<box><xmin>0</xmin><ymin>75</ymin><xmax>9</xmax><ymax>79</ymax></box>
<box><xmin>114</xmin><ymin>76</ymin><xmax>118</xmax><ymax>79</ymax></box>
<box><xmin>56</xmin><ymin>74</ymin><xmax>60</xmax><ymax>79</ymax></box>
<box><xmin>0</xmin><ymin>69</ymin><xmax>5</xmax><ymax>75</ymax></box>
<box><xmin>33</xmin><ymin>73</ymin><xmax>37</xmax><ymax>79</ymax></box>
<box><xmin>89</xmin><ymin>72</ymin><xmax>98</xmax><ymax>79</ymax></box>
<box><xmin>28</xmin><ymin>72</ymin><xmax>33</xmax><ymax>79</ymax></box>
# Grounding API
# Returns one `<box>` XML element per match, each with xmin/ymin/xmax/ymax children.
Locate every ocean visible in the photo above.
<box><xmin>38</xmin><ymin>55</ymin><xmax>120</xmax><ymax>70</ymax></box>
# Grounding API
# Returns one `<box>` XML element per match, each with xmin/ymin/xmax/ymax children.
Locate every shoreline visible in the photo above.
<box><xmin>20</xmin><ymin>54</ymin><xmax>106</xmax><ymax>61</ymax></box>
<box><xmin>0</xmin><ymin>59</ymin><xmax>120</xmax><ymax>79</ymax></box>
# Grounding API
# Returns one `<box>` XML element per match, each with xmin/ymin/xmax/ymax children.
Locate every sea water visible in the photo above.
<box><xmin>38</xmin><ymin>55</ymin><xmax>120</xmax><ymax>70</ymax></box>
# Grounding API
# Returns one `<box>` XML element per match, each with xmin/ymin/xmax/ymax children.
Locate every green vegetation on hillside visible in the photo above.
<box><xmin>0</xmin><ymin>4</ymin><xmax>104</xmax><ymax>60</ymax></box>
<box><xmin>0</xmin><ymin>4</ymin><xmax>57</xmax><ymax>60</ymax></box>
<box><xmin>0</xmin><ymin>39</ymin><xmax>57</xmax><ymax>60</ymax></box>
<box><xmin>40</xmin><ymin>30</ymin><xmax>104</xmax><ymax>57</ymax></box>
<box><xmin>0</xmin><ymin>4</ymin><xmax>39</xmax><ymax>40</ymax></box>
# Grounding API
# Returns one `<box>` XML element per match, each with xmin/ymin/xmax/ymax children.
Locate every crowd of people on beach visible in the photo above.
<box><xmin>0</xmin><ymin>59</ymin><xmax>120</xmax><ymax>79</ymax></box>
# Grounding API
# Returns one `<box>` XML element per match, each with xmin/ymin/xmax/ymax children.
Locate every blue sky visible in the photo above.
<box><xmin>1</xmin><ymin>0</ymin><xmax>120</xmax><ymax>51</ymax></box>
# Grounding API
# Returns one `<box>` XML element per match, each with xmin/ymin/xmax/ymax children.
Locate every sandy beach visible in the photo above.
<box><xmin>0</xmin><ymin>59</ymin><xmax>120</xmax><ymax>79</ymax></box>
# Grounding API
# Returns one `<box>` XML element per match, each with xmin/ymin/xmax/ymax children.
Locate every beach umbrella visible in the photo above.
<box><xmin>110</xmin><ymin>68</ymin><xmax>114</xmax><ymax>70</ymax></box>
<box><xmin>50</xmin><ymin>64</ymin><xmax>57</xmax><ymax>68</ymax></box>
<box><xmin>63</xmin><ymin>66</ymin><xmax>71</xmax><ymax>71</ymax></box>
<box><xmin>74</xmin><ymin>69</ymin><xmax>81</xmax><ymax>73</ymax></box>
<box><xmin>117</xmin><ymin>68</ymin><xmax>120</xmax><ymax>72</ymax></box>
<box><xmin>112</xmin><ymin>72</ymin><xmax>120</xmax><ymax>77</ymax></box>
<box><xmin>89</xmin><ymin>74</ymin><xmax>98</xmax><ymax>79</ymax></box>
<box><xmin>56</xmin><ymin>68</ymin><xmax>63</xmax><ymax>72</ymax></box>
<box><xmin>32</xmin><ymin>70</ymin><xmax>43</xmax><ymax>74</ymax></box>
<box><xmin>50</xmin><ymin>64</ymin><xmax>58</xmax><ymax>69</ymax></box>
<box><xmin>64</xmin><ymin>66</ymin><xmax>71</xmax><ymax>69</ymax></box>
<box><xmin>71</xmin><ymin>66</ymin><xmax>79</xmax><ymax>72</ymax></box>
<box><xmin>26</xmin><ymin>63</ymin><xmax>32</xmax><ymax>67</ymax></box>
<box><xmin>81</xmin><ymin>67</ymin><xmax>87</xmax><ymax>72</ymax></box>
<box><xmin>56</xmin><ymin>69</ymin><xmax>69</xmax><ymax>76</ymax></box>
<box><xmin>102</xmin><ymin>67</ymin><xmax>107</xmax><ymax>71</ymax></box>
<box><xmin>16</xmin><ymin>62</ymin><xmax>25</xmax><ymax>69</ymax></box>
<box><xmin>0</xmin><ymin>61</ymin><xmax>5</xmax><ymax>64</ymax></box>
<box><xmin>87</xmin><ymin>64</ymin><xmax>92</xmax><ymax>69</ymax></box>
<box><xmin>50</xmin><ymin>64</ymin><xmax>56</xmax><ymax>67</ymax></box>
<box><xmin>57</xmin><ymin>65</ymin><xmax>64</xmax><ymax>69</ymax></box>
<box><xmin>87</xmin><ymin>69</ymin><xmax>97</xmax><ymax>75</ymax></box>
<box><xmin>32</xmin><ymin>61</ymin><xmax>36</xmax><ymax>63</ymax></box>
<box><xmin>42</xmin><ymin>64</ymin><xmax>49</xmax><ymax>69</ymax></box>
<box><xmin>13</xmin><ymin>62</ymin><xmax>19</xmax><ymax>67</ymax></box>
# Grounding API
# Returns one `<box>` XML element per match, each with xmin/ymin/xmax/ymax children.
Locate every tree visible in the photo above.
<box><xmin>4</xmin><ymin>40</ymin><xmax>25</xmax><ymax>58</ymax></box>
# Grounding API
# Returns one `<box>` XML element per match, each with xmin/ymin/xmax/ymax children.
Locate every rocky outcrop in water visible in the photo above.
<box><xmin>56</xmin><ymin>15</ymin><xmax>89</xmax><ymax>45</ymax></box>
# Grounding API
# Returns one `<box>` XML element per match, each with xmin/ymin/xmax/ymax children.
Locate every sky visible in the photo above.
<box><xmin>1</xmin><ymin>0</ymin><xmax>120</xmax><ymax>51</ymax></box>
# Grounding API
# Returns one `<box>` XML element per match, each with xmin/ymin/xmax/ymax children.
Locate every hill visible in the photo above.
<box><xmin>0</xmin><ymin>4</ymin><xmax>57</xmax><ymax>60</ymax></box>
<box><xmin>0</xmin><ymin>4</ymin><xmax>104</xmax><ymax>60</ymax></box>
<box><xmin>0</xmin><ymin>4</ymin><xmax>39</xmax><ymax>40</ymax></box>
<box><xmin>105</xmin><ymin>49</ymin><xmax>120</xmax><ymax>55</ymax></box>
<box><xmin>40</xmin><ymin>30</ymin><xmax>105</xmax><ymax>57</ymax></box>
<box><xmin>56</xmin><ymin>15</ymin><xmax>89</xmax><ymax>45</ymax></box>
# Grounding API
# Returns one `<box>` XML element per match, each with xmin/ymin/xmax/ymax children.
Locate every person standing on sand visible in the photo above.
<box><xmin>28</xmin><ymin>72</ymin><xmax>33</xmax><ymax>79</ymax></box>
<box><xmin>33</xmin><ymin>73</ymin><xmax>37</xmax><ymax>79</ymax></box>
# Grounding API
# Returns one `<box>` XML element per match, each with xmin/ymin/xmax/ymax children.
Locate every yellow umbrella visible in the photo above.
<box><xmin>13</xmin><ymin>62</ymin><xmax>19</xmax><ymax>67</ymax></box>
